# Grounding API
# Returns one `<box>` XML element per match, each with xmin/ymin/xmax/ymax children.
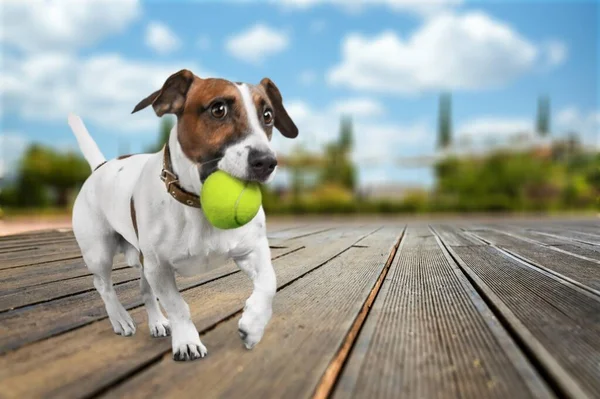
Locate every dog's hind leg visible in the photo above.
<box><xmin>122</xmin><ymin>241</ymin><xmax>170</xmax><ymax>337</ymax></box>
<box><xmin>78</xmin><ymin>232</ymin><xmax>137</xmax><ymax>336</ymax></box>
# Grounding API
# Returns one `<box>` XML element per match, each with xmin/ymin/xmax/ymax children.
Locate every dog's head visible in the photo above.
<box><xmin>132</xmin><ymin>69</ymin><xmax>298</xmax><ymax>183</ymax></box>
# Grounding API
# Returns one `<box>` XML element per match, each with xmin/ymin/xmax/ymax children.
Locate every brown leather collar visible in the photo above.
<box><xmin>161</xmin><ymin>142</ymin><xmax>202</xmax><ymax>208</ymax></box>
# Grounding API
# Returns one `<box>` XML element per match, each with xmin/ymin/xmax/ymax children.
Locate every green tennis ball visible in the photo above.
<box><xmin>201</xmin><ymin>170</ymin><xmax>262</xmax><ymax>229</ymax></box>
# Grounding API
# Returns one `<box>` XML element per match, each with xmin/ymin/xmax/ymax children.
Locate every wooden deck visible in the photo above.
<box><xmin>0</xmin><ymin>218</ymin><xmax>599</xmax><ymax>399</ymax></box>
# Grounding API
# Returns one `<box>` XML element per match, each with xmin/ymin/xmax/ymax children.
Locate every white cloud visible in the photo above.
<box><xmin>556</xmin><ymin>106</ymin><xmax>600</xmax><ymax>147</ymax></box>
<box><xmin>330</xmin><ymin>98</ymin><xmax>386</xmax><ymax>117</ymax></box>
<box><xmin>278</xmin><ymin>0</ymin><xmax>461</xmax><ymax>16</ymax></box>
<box><xmin>1</xmin><ymin>51</ymin><xmax>208</xmax><ymax>132</ymax></box>
<box><xmin>0</xmin><ymin>0</ymin><xmax>140</xmax><ymax>52</ymax></box>
<box><xmin>273</xmin><ymin>99</ymin><xmax>431</xmax><ymax>163</ymax></box>
<box><xmin>226</xmin><ymin>24</ymin><xmax>290</xmax><ymax>65</ymax></box>
<box><xmin>299</xmin><ymin>70</ymin><xmax>317</xmax><ymax>85</ymax></box>
<box><xmin>328</xmin><ymin>11</ymin><xmax>566</xmax><ymax>94</ymax></box>
<box><xmin>543</xmin><ymin>40</ymin><xmax>568</xmax><ymax>68</ymax></box>
<box><xmin>197</xmin><ymin>35</ymin><xmax>211</xmax><ymax>50</ymax></box>
<box><xmin>145</xmin><ymin>22</ymin><xmax>181</xmax><ymax>55</ymax></box>
<box><xmin>458</xmin><ymin>117</ymin><xmax>533</xmax><ymax>138</ymax></box>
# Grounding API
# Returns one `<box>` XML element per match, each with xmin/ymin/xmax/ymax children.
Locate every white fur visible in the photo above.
<box><xmin>67</xmin><ymin>113</ymin><xmax>106</xmax><ymax>171</ymax></box>
<box><xmin>70</xmin><ymin>107</ymin><xmax>277</xmax><ymax>359</ymax></box>
<box><xmin>218</xmin><ymin>84</ymin><xmax>277</xmax><ymax>184</ymax></box>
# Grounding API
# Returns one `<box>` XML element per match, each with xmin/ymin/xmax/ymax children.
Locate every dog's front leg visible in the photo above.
<box><xmin>234</xmin><ymin>237</ymin><xmax>276</xmax><ymax>349</ymax></box>
<box><xmin>143</xmin><ymin>260</ymin><xmax>207</xmax><ymax>361</ymax></box>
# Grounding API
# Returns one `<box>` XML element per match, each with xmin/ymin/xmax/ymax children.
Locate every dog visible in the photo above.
<box><xmin>67</xmin><ymin>69</ymin><xmax>298</xmax><ymax>361</ymax></box>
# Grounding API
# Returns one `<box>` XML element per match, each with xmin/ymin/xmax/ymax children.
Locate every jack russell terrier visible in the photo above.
<box><xmin>67</xmin><ymin>69</ymin><xmax>298</xmax><ymax>361</ymax></box>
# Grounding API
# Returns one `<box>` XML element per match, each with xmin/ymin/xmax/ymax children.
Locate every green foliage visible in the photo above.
<box><xmin>1</xmin><ymin>144</ymin><xmax>89</xmax><ymax>208</ymax></box>
<box><xmin>433</xmin><ymin>139</ymin><xmax>599</xmax><ymax>212</ymax></box>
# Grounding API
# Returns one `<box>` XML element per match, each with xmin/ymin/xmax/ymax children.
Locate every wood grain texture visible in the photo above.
<box><xmin>429</xmin><ymin>224</ymin><xmax>483</xmax><ymax>246</ymax></box>
<box><xmin>531</xmin><ymin>227</ymin><xmax>600</xmax><ymax>246</ymax></box>
<box><xmin>468</xmin><ymin>229</ymin><xmax>600</xmax><ymax>292</ymax></box>
<box><xmin>0</xmin><ymin>227</ymin><xmax>376</xmax><ymax>399</ymax></box>
<box><xmin>449</xmin><ymin>245</ymin><xmax>600</xmax><ymax>398</ymax></box>
<box><xmin>334</xmin><ymin>228</ymin><xmax>551</xmax><ymax>399</ymax></box>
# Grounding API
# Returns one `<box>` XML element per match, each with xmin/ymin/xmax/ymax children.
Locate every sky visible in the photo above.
<box><xmin>0</xmin><ymin>0</ymin><xmax>598</xmax><ymax>188</ymax></box>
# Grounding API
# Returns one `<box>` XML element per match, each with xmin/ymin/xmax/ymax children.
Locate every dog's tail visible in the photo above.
<box><xmin>67</xmin><ymin>113</ymin><xmax>106</xmax><ymax>171</ymax></box>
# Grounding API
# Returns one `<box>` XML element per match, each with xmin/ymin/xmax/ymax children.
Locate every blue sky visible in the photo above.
<box><xmin>1</xmin><ymin>0</ymin><xmax>598</xmax><ymax>188</ymax></box>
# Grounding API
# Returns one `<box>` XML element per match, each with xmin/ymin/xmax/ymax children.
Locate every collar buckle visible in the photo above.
<box><xmin>160</xmin><ymin>168</ymin><xmax>177</xmax><ymax>183</ymax></box>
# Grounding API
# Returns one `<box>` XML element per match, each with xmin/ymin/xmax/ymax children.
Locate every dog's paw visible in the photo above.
<box><xmin>238</xmin><ymin>305</ymin><xmax>272</xmax><ymax>349</ymax></box>
<box><xmin>173</xmin><ymin>342</ymin><xmax>208</xmax><ymax>361</ymax></box>
<box><xmin>149</xmin><ymin>317</ymin><xmax>171</xmax><ymax>338</ymax></box>
<box><xmin>171</xmin><ymin>322</ymin><xmax>207</xmax><ymax>361</ymax></box>
<box><xmin>109</xmin><ymin>308</ymin><xmax>136</xmax><ymax>337</ymax></box>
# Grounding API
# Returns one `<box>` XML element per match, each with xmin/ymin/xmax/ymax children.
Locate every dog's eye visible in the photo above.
<box><xmin>211</xmin><ymin>102</ymin><xmax>228</xmax><ymax>119</ymax></box>
<box><xmin>263</xmin><ymin>109</ymin><xmax>273</xmax><ymax>125</ymax></box>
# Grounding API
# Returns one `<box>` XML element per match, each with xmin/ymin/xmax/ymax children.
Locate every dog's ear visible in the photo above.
<box><xmin>132</xmin><ymin>69</ymin><xmax>195</xmax><ymax>116</ymax></box>
<box><xmin>260</xmin><ymin>78</ymin><xmax>298</xmax><ymax>139</ymax></box>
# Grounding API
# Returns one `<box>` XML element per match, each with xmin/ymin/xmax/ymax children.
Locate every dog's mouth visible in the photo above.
<box><xmin>198</xmin><ymin>154</ymin><xmax>224</xmax><ymax>183</ymax></box>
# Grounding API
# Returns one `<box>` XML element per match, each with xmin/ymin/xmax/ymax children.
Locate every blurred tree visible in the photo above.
<box><xmin>338</xmin><ymin>115</ymin><xmax>353</xmax><ymax>152</ymax></box>
<box><xmin>320</xmin><ymin>116</ymin><xmax>357</xmax><ymax>191</ymax></box>
<box><xmin>14</xmin><ymin>145</ymin><xmax>89</xmax><ymax>207</ymax></box>
<box><xmin>437</xmin><ymin>93</ymin><xmax>452</xmax><ymax>150</ymax></box>
<box><xmin>147</xmin><ymin>117</ymin><xmax>175</xmax><ymax>153</ymax></box>
<box><xmin>536</xmin><ymin>95</ymin><xmax>551</xmax><ymax>137</ymax></box>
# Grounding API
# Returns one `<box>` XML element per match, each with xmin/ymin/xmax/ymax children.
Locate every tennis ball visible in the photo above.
<box><xmin>201</xmin><ymin>170</ymin><xmax>262</xmax><ymax>229</ymax></box>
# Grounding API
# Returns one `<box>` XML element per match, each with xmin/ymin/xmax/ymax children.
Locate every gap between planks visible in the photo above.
<box><xmin>312</xmin><ymin>227</ymin><xmax>405</xmax><ymax>399</ymax></box>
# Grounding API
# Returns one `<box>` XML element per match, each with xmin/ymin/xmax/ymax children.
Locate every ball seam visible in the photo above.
<box><xmin>233</xmin><ymin>183</ymin><xmax>248</xmax><ymax>227</ymax></box>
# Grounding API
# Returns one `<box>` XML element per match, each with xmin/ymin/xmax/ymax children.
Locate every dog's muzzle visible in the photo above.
<box><xmin>248</xmin><ymin>149</ymin><xmax>277</xmax><ymax>181</ymax></box>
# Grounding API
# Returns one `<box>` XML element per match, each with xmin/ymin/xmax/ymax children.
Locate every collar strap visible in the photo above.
<box><xmin>161</xmin><ymin>142</ymin><xmax>202</xmax><ymax>208</ymax></box>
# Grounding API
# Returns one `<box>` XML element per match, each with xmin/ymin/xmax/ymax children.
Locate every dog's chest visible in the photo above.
<box><xmin>166</xmin><ymin>219</ymin><xmax>251</xmax><ymax>277</ymax></box>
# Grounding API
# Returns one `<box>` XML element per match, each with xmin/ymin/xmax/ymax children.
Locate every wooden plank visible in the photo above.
<box><xmin>334</xmin><ymin>228</ymin><xmax>551</xmax><ymax>399</ymax></box>
<box><xmin>0</xmin><ymin>257</ymin><xmax>126</xmax><ymax>293</ymax></box>
<box><xmin>469</xmin><ymin>230</ymin><xmax>600</xmax><ymax>293</ymax></box>
<box><xmin>0</xmin><ymin>230</ymin><xmax>73</xmax><ymax>243</ymax></box>
<box><xmin>0</xmin><ymin>249</ymin><xmax>84</xmax><ymax>270</ymax></box>
<box><xmin>531</xmin><ymin>227</ymin><xmax>600</xmax><ymax>246</ymax></box>
<box><xmin>0</xmin><ymin>267</ymin><xmax>139</xmax><ymax>312</ymax></box>
<box><xmin>478</xmin><ymin>224</ymin><xmax>568</xmax><ymax>246</ymax></box>
<box><xmin>98</xmin><ymin>227</ymin><xmax>402</xmax><ymax>399</ymax></box>
<box><xmin>0</xmin><ymin>226</ymin><xmax>379</xmax><ymax>399</ymax></box>
<box><xmin>470</xmin><ymin>224</ymin><xmax>600</xmax><ymax>260</ymax></box>
<box><xmin>0</xmin><ymin>242</ymin><xmax>80</xmax><ymax>262</ymax></box>
<box><xmin>446</xmin><ymin>244</ymin><xmax>600</xmax><ymax>399</ymax></box>
<box><xmin>0</xmin><ymin>235</ymin><xmax>75</xmax><ymax>250</ymax></box>
<box><xmin>429</xmin><ymin>224</ymin><xmax>484</xmax><ymax>246</ymax></box>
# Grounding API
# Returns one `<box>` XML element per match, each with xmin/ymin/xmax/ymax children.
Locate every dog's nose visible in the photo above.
<box><xmin>248</xmin><ymin>150</ymin><xmax>278</xmax><ymax>180</ymax></box>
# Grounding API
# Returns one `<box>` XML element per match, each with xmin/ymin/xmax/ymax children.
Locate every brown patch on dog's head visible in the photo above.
<box><xmin>131</xmin><ymin>71</ymin><xmax>298</xmax><ymax>181</ymax></box>
<box><xmin>251</xmin><ymin>87</ymin><xmax>274</xmax><ymax>140</ymax></box>
<box><xmin>177</xmin><ymin>78</ymin><xmax>249</xmax><ymax>162</ymax></box>
<box><xmin>132</xmin><ymin>71</ymin><xmax>250</xmax><ymax>163</ymax></box>
<box><xmin>259</xmin><ymin>78</ymin><xmax>298</xmax><ymax>138</ymax></box>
